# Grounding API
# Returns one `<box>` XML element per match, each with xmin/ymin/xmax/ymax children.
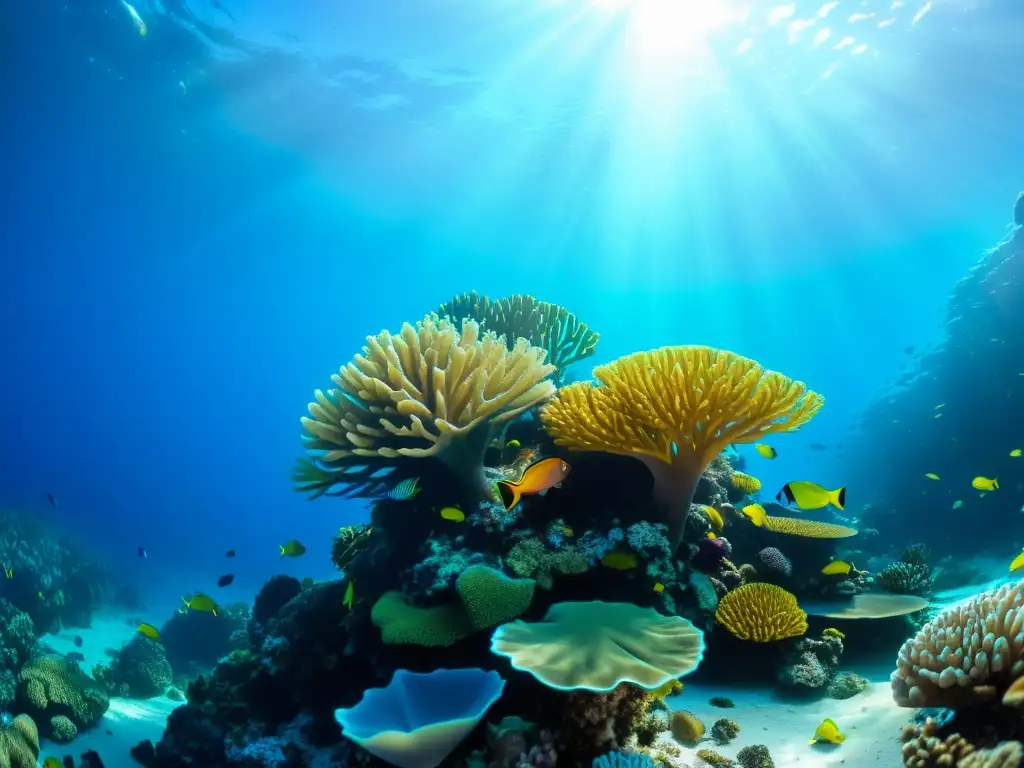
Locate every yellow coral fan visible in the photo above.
<box><xmin>715</xmin><ymin>583</ymin><xmax>808</xmax><ymax>642</ymax></box>
<box><xmin>670</xmin><ymin>710</ymin><xmax>705</xmax><ymax>745</ymax></box>
<box><xmin>540</xmin><ymin>346</ymin><xmax>823</xmax><ymax>550</ymax></box>
<box><xmin>730</xmin><ymin>472</ymin><xmax>761</xmax><ymax>494</ymax></box>
<box><xmin>297</xmin><ymin>315</ymin><xmax>556</xmax><ymax>502</ymax></box>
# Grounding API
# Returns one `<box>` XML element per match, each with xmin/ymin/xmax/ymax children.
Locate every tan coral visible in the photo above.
<box><xmin>298</xmin><ymin>315</ymin><xmax>556</xmax><ymax>502</ymax></box>
<box><xmin>541</xmin><ymin>346</ymin><xmax>822</xmax><ymax>550</ymax></box>
<box><xmin>891</xmin><ymin>578</ymin><xmax>1024</xmax><ymax>708</ymax></box>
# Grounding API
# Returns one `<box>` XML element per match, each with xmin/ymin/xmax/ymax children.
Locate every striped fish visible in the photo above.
<box><xmin>386</xmin><ymin>478</ymin><xmax>420</xmax><ymax>501</ymax></box>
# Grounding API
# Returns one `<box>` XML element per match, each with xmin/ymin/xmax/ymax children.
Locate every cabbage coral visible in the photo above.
<box><xmin>891</xmin><ymin>577</ymin><xmax>1024</xmax><ymax>707</ymax></box>
<box><xmin>715</xmin><ymin>583</ymin><xmax>808</xmax><ymax>642</ymax></box>
<box><xmin>540</xmin><ymin>346</ymin><xmax>823</xmax><ymax>550</ymax></box>
<box><xmin>296</xmin><ymin>315</ymin><xmax>556</xmax><ymax>503</ymax></box>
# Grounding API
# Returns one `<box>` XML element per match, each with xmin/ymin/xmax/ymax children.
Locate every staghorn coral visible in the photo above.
<box><xmin>505</xmin><ymin>538</ymin><xmax>588</xmax><ymax>590</ymax></box>
<box><xmin>755</xmin><ymin>547</ymin><xmax>792</xmax><ymax>578</ymax></box>
<box><xmin>900</xmin><ymin>718</ymin><xmax>975</xmax><ymax>767</ymax></box>
<box><xmin>438</xmin><ymin>291</ymin><xmax>600</xmax><ymax>381</ymax></box>
<box><xmin>880</xmin><ymin>562</ymin><xmax>933</xmax><ymax>596</ymax></box>
<box><xmin>960</xmin><ymin>742</ymin><xmax>1024</xmax><ymax>768</ymax></box>
<box><xmin>540</xmin><ymin>346</ymin><xmax>823</xmax><ymax>550</ymax></box>
<box><xmin>710</xmin><ymin>718</ymin><xmax>739</xmax><ymax>745</ymax></box>
<box><xmin>297</xmin><ymin>314</ymin><xmax>556</xmax><ymax>503</ymax></box>
<box><xmin>491</xmin><ymin>602</ymin><xmax>705</xmax><ymax>691</ymax></box>
<box><xmin>736</xmin><ymin>745</ymin><xmax>774</xmax><ymax>768</ymax></box>
<box><xmin>0</xmin><ymin>714</ymin><xmax>39</xmax><ymax>768</ymax></box>
<box><xmin>715</xmin><ymin>583</ymin><xmax>807</xmax><ymax>642</ymax></box>
<box><xmin>891</xmin><ymin>577</ymin><xmax>1024</xmax><ymax>707</ymax></box>
<box><xmin>15</xmin><ymin>656</ymin><xmax>108</xmax><ymax>738</ymax></box>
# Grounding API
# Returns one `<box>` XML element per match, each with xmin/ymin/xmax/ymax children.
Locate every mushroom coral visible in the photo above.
<box><xmin>490</xmin><ymin>601</ymin><xmax>704</xmax><ymax>691</ymax></box>
<box><xmin>296</xmin><ymin>314</ymin><xmax>556</xmax><ymax>503</ymax></box>
<box><xmin>335</xmin><ymin>668</ymin><xmax>505</xmax><ymax>768</ymax></box>
<box><xmin>540</xmin><ymin>346</ymin><xmax>823</xmax><ymax>550</ymax></box>
<box><xmin>438</xmin><ymin>291</ymin><xmax>599</xmax><ymax>381</ymax></box>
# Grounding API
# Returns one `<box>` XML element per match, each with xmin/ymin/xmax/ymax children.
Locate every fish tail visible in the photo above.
<box><xmin>994</xmin><ymin>478</ymin><xmax>1000</xmax><ymax>489</ymax></box>
<box><xmin>180</xmin><ymin>596</ymin><xmax>188</xmax><ymax>607</ymax></box>
<box><xmin>497</xmin><ymin>481</ymin><xmax>521</xmax><ymax>511</ymax></box>
<box><xmin>808</xmin><ymin>740</ymin><xmax>816</xmax><ymax>745</ymax></box>
<box><xmin>831</xmin><ymin>487</ymin><xmax>846</xmax><ymax>510</ymax></box>
<box><xmin>279</xmin><ymin>545</ymin><xmax>285</xmax><ymax>558</ymax></box>
<box><xmin>212</xmin><ymin>609</ymin><xmax>217</xmax><ymax>617</ymax></box>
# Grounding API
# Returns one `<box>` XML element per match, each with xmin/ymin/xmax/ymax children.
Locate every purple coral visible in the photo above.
<box><xmin>693</xmin><ymin>537</ymin><xmax>731</xmax><ymax>572</ymax></box>
<box><xmin>756</xmin><ymin>547</ymin><xmax>792</xmax><ymax>578</ymax></box>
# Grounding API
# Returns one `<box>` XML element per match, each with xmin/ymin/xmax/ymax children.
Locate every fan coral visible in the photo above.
<box><xmin>736</xmin><ymin>744</ymin><xmax>775</xmax><ymax>768</ymax></box>
<box><xmin>491</xmin><ymin>601</ymin><xmax>705</xmax><ymax>691</ymax></box>
<box><xmin>715</xmin><ymin>583</ymin><xmax>808</xmax><ymax>642</ymax></box>
<box><xmin>335</xmin><ymin>668</ymin><xmax>506</xmax><ymax>768</ymax></box>
<box><xmin>540</xmin><ymin>346</ymin><xmax>823</xmax><ymax>550</ymax></box>
<box><xmin>711</xmin><ymin>718</ymin><xmax>740</xmax><ymax>745</ymax></box>
<box><xmin>438</xmin><ymin>291</ymin><xmax>599</xmax><ymax>381</ymax></box>
<box><xmin>755</xmin><ymin>547</ymin><xmax>792</xmax><ymax>578</ymax></box>
<box><xmin>669</xmin><ymin>710</ymin><xmax>704</xmax><ymax>744</ymax></box>
<box><xmin>891</xmin><ymin>577</ymin><xmax>1024</xmax><ymax>707</ymax></box>
<box><xmin>15</xmin><ymin>656</ymin><xmax>108</xmax><ymax>738</ymax></box>
<box><xmin>880</xmin><ymin>562</ymin><xmax>933</xmax><ymax>596</ymax></box>
<box><xmin>730</xmin><ymin>472</ymin><xmax>761</xmax><ymax>495</ymax></box>
<box><xmin>296</xmin><ymin>314</ymin><xmax>556</xmax><ymax>503</ymax></box>
<box><xmin>0</xmin><ymin>714</ymin><xmax>39</xmax><ymax>768</ymax></box>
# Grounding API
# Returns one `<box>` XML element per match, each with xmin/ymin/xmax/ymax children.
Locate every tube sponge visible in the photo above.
<box><xmin>297</xmin><ymin>315</ymin><xmax>556</xmax><ymax>501</ymax></box>
<box><xmin>891</xmin><ymin>577</ymin><xmax>1024</xmax><ymax>707</ymax></box>
<box><xmin>540</xmin><ymin>346</ymin><xmax>823</xmax><ymax>550</ymax></box>
<box><xmin>335</xmin><ymin>668</ymin><xmax>505</xmax><ymax>768</ymax></box>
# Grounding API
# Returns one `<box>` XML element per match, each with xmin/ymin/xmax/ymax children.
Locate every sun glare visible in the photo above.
<box><xmin>590</xmin><ymin>0</ymin><xmax>747</xmax><ymax>59</ymax></box>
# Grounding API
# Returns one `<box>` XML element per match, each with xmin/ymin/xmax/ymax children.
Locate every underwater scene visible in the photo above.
<box><xmin>3</xmin><ymin>0</ymin><xmax>1024</xmax><ymax>766</ymax></box>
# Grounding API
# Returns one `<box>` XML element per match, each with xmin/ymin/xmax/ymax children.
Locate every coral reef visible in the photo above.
<box><xmin>92</xmin><ymin>635</ymin><xmax>172</xmax><ymax>699</ymax></box>
<box><xmin>754</xmin><ymin>548</ymin><xmax>791</xmax><ymax>579</ymax></box>
<box><xmin>777</xmin><ymin>629</ymin><xmax>844</xmax><ymax>695</ymax></box>
<box><xmin>161</xmin><ymin>601</ymin><xmax>250</xmax><ymax>678</ymax></box>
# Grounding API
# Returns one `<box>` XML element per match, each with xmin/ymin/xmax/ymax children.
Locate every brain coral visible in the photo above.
<box><xmin>490</xmin><ymin>601</ymin><xmax>704</xmax><ymax>691</ymax></box>
<box><xmin>15</xmin><ymin>655</ymin><xmax>109</xmax><ymax>737</ymax></box>
<box><xmin>891</xmin><ymin>577</ymin><xmax>1024</xmax><ymax>707</ymax></box>
<box><xmin>715</xmin><ymin>583</ymin><xmax>807</xmax><ymax>642</ymax></box>
<box><xmin>0</xmin><ymin>714</ymin><xmax>39</xmax><ymax>768</ymax></box>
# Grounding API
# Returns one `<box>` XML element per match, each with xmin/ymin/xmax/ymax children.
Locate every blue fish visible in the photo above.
<box><xmin>386</xmin><ymin>478</ymin><xmax>420</xmax><ymax>501</ymax></box>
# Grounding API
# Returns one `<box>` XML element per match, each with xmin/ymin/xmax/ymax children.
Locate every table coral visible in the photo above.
<box><xmin>540</xmin><ymin>346</ymin><xmax>823</xmax><ymax>551</ymax></box>
<box><xmin>296</xmin><ymin>314</ymin><xmax>556</xmax><ymax>504</ymax></box>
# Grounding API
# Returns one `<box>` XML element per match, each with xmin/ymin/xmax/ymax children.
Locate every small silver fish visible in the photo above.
<box><xmin>386</xmin><ymin>478</ymin><xmax>420</xmax><ymax>501</ymax></box>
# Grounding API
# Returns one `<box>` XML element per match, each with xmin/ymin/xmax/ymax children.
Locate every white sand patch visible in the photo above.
<box><xmin>36</xmin><ymin>610</ymin><xmax>183</xmax><ymax>768</ymax></box>
<box><xmin>664</xmin><ymin>681</ymin><xmax>911</xmax><ymax>766</ymax></box>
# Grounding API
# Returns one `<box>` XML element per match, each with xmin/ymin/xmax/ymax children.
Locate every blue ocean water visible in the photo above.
<box><xmin>2</xmin><ymin>1</ymin><xmax>1024</xmax><ymax>765</ymax></box>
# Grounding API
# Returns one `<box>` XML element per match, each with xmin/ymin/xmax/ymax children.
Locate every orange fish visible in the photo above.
<box><xmin>497</xmin><ymin>457</ymin><xmax>570</xmax><ymax>510</ymax></box>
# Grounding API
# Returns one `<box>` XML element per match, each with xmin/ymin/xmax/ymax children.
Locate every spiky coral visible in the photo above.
<box><xmin>297</xmin><ymin>314</ymin><xmax>556</xmax><ymax>503</ymax></box>
<box><xmin>540</xmin><ymin>346</ymin><xmax>823</xmax><ymax>550</ymax></box>
<box><xmin>438</xmin><ymin>291</ymin><xmax>599</xmax><ymax>380</ymax></box>
<box><xmin>715</xmin><ymin>583</ymin><xmax>807</xmax><ymax>642</ymax></box>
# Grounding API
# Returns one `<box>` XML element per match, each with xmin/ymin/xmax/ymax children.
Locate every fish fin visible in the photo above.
<box><xmin>808</xmin><ymin>739</ymin><xmax>817</xmax><ymax>745</ymax></box>
<box><xmin>995</xmin><ymin>478</ymin><xmax>1000</xmax><ymax>489</ymax></box>
<box><xmin>833</xmin><ymin>487</ymin><xmax>847</xmax><ymax>510</ymax></box>
<box><xmin>824</xmin><ymin>718</ymin><xmax>839</xmax><ymax>728</ymax></box>
<box><xmin>497</xmin><ymin>481</ymin><xmax>520</xmax><ymax>511</ymax></box>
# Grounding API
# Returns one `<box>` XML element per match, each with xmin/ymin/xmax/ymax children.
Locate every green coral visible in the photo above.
<box><xmin>15</xmin><ymin>655</ymin><xmax>109</xmax><ymax>737</ymax></box>
<box><xmin>711</xmin><ymin>718</ymin><xmax>740</xmax><ymax>745</ymax></box>
<box><xmin>505</xmin><ymin>538</ymin><xmax>588</xmax><ymax>590</ymax></box>
<box><xmin>0</xmin><ymin>714</ymin><xmax>39</xmax><ymax>768</ymax></box>
<box><xmin>455</xmin><ymin>565</ymin><xmax>535</xmax><ymax>629</ymax></box>
<box><xmin>827</xmin><ymin>671</ymin><xmax>869</xmax><ymax>700</ymax></box>
<box><xmin>48</xmin><ymin>714</ymin><xmax>77</xmax><ymax>743</ymax></box>
<box><xmin>736</xmin><ymin>744</ymin><xmax>775</xmax><ymax>768</ymax></box>
<box><xmin>371</xmin><ymin>592</ymin><xmax>472</xmax><ymax>647</ymax></box>
<box><xmin>0</xmin><ymin>600</ymin><xmax>35</xmax><ymax>709</ymax></box>
<box><xmin>696</xmin><ymin>748</ymin><xmax>735</xmax><ymax>767</ymax></box>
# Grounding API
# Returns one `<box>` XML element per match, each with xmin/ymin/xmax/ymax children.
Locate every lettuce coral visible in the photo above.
<box><xmin>540</xmin><ymin>346</ymin><xmax>823</xmax><ymax>550</ymax></box>
<box><xmin>335</xmin><ymin>668</ymin><xmax>505</xmax><ymax>768</ymax></box>
<box><xmin>491</xmin><ymin>601</ymin><xmax>704</xmax><ymax>691</ymax></box>
<box><xmin>296</xmin><ymin>314</ymin><xmax>556</xmax><ymax>504</ymax></box>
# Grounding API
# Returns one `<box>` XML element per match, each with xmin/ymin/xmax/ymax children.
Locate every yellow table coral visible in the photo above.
<box><xmin>540</xmin><ymin>346</ymin><xmax>823</xmax><ymax>550</ymax></box>
<box><xmin>297</xmin><ymin>314</ymin><xmax>556</xmax><ymax>503</ymax></box>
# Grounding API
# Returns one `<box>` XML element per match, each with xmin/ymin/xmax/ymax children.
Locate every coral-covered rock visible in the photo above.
<box><xmin>0</xmin><ymin>599</ymin><xmax>36</xmax><ymax>709</ymax></box>
<box><xmin>15</xmin><ymin>656</ymin><xmax>108</xmax><ymax>738</ymax></box>
<box><xmin>161</xmin><ymin>601</ymin><xmax>250</xmax><ymax>678</ymax></box>
<box><xmin>776</xmin><ymin>631</ymin><xmax>843</xmax><ymax>695</ymax></box>
<box><xmin>93</xmin><ymin>635</ymin><xmax>172</xmax><ymax>699</ymax></box>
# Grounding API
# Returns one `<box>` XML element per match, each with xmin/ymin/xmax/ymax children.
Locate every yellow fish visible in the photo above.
<box><xmin>821</xmin><ymin>560</ymin><xmax>851</xmax><ymax>576</ymax></box>
<box><xmin>705</xmin><ymin>531</ymin><xmax>717</xmax><ymax>539</ymax></box>
<box><xmin>506</xmin><ymin>439</ymin><xmax>521</xmax><ymax>449</ymax></box>
<box><xmin>601</xmin><ymin>551</ymin><xmax>639</xmax><ymax>571</ymax></box>
<box><xmin>776</xmin><ymin>481</ymin><xmax>845</xmax><ymax>510</ymax></box>
<box><xmin>343</xmin><ymin>579</ymin><xmax>355</xmax><ymax>610</ymax></box>
<box><xmin>925</xmin><ymin>473</ymin><xmax>940</xmax><ymax>481</ymax></box>
<box><xmin>705</xmin><ymin>506</ymin><xmax>725</xmax><ymax>532</ymax></box>
<box><xmin>653</xmin><ymin>582</ymin><xmax>665</xmax><ymax>593</ymax></box>
<box><xmin>1011</xmin><ymin>550</ymin><xmax>1024</xmax><ymax>573</ymax></box>
<box><xmin>181</xmin><ymin>593</ymin><xmax>218</xmax><ymax>616</ymax></box>
<box><xmin>1011</xmin><ymin>449</ymin><xmax>1022</xmax><ymax>458</ymax></box>
<box><xmin>810</xmin><ymin>717</ymin><xmax>846</xmax><ymax>744</ymax></box>
<box><xmin>972</xmin><ymin>476</ymin><xmax>999</xmax><ymax>491</ymax></box>
<box><xmin>740</xmin><ymin>503</ymin><xmax>767</xmax><ymax>526</ymax></box>
<box><xmin>754</xmin><ymin>443</ymin><xmax>777</xmax><ymax>459</ymax></box>
<box><xmin>440</xmin><ymin>506</ymin><xmax>465</xmax><ymax>523</ymax></box>
<box><xmin>43</xmin><ymin>759</ymin><xmax>63</xmax><ymax>768</ymax></box>
<box><xmin>280</xmin><ymin>539</ymin><xmax>307</xmax><ymax>558</ymax></box>
<box><xmin>137</xmin><ymin>622</ymin><xmax>160</xmax><ymax>641</ymax></box>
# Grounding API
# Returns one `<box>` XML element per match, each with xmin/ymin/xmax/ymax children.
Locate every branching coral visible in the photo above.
<box><xmin>438</xmin><ymin>291</ymin><xmax>599</xmax><ymax>382</ymax></box>
<box><xmin>540</xmin><ymin>346</ymin><xmax>823</xmax><ymax>550</ymax></box>
<box><xmin>891</xmin><ymin>577</ymin><xmax>1024</xmax><ymax>707</ymax></box>
<box><xmin>715</xmin><ymin>583</ymin><xmax>807</xmax><ymax>642</ymax></box>
<box><xmin>297</xmin><ymin>314</ymin><xmax>556</xmax><ymax>503</ymax></box>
